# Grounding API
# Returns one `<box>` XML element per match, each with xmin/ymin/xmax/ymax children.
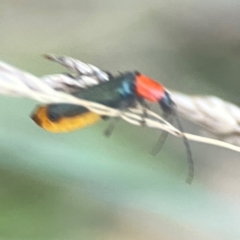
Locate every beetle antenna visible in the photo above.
<box><xmin>174</xmin><ymin>109</ymin><xmax>194</xmax><ymax>184</ymax></box>
<box><xmin>150</xmin><ymin>112</ymin><xmax>173</xmax><ymax>156</ymax></box>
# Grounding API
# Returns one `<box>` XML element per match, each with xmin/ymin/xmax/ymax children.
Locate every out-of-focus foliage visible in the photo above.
<box><xmin>1</xmin><ymin>1</ymin><xmax>240</xmax><ymax>239</ymax></box>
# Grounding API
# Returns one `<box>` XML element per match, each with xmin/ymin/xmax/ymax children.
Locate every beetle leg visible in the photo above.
<box><xmin>104</xmin><ymin>98</ymin><xmax>134</xmax><ymax>137</ymax></box>
<box><xmin>104</xmin><ymin>117</ymin><xmax>121</xmax><ymax>137</ymax></box>
<box><xmin>150</xmin><ymin>112</ymin><xmax>173</xmax><ymax>156</ymax></box>
<box><xmin>137</xmin><ymin>98</ymin><xmax>150</xmax><ymax>126</ymax></box>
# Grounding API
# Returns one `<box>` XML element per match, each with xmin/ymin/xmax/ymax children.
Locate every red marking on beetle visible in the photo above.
<box><xmin>135</xmin><ymin>74</ymin><xmax>165</xmax><ymax>102</ymax></box>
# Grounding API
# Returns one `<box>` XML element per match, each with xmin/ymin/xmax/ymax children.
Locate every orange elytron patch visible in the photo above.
<box><xmin>32</xmin><ymin>106</ymin><xmax>101</xmax><ymax>133</ymax></box>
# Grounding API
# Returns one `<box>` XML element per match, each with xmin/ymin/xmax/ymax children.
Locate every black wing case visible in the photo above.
<box><xmin>46</xmin><ymin>72</ymin><xmax>135</xmax><ymax>121</ymax></box>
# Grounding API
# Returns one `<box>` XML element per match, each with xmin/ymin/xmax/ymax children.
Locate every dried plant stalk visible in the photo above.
<box><xmin>0</xmin><ymin>55</ymin><xmax>239</xmax><ymax>153</ymax></box>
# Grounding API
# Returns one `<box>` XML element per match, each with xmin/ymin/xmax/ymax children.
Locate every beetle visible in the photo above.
<box><xmin>33</xmin><ymin>72</ymin><xmax>175</xmax><ymax>124</ymax></box>
<box><xmin>32</xmin><ymin>71</ymin><xmax>194</xmax><ymax>184</ymax></box>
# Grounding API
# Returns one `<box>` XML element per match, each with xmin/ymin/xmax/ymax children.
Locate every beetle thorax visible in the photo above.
<box><xmin>135</xmin><ymin>74</ymin><xmax>165</xmax><ymax>102</ymax></box>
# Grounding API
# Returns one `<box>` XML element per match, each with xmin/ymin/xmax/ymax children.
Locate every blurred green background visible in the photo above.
<box><xmin>1</xmin><ymin>1</ymin><xmax>240</xmax><ymax>239</ymax></box>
